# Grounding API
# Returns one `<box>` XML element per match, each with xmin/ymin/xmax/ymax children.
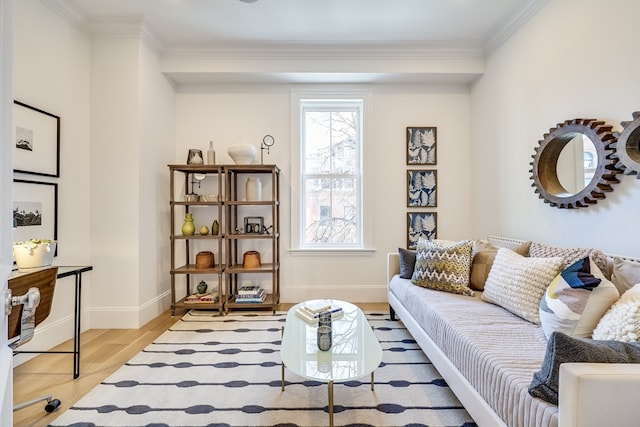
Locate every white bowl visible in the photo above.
<box><xmin>227</xmin><ymin>144</ymin><xmax>257</xmax><ymax>164</ymax></box>
<box><xmin>13</xmin><ymin>241</ymin><xmax>56</xmax><ymax>272</ymax></box>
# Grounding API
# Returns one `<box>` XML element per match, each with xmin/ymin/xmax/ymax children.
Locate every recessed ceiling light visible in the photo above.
<box><xmin>239</xmin><ymin>0</ymin><xmax>259</xmax><ymax>3</ymax></box>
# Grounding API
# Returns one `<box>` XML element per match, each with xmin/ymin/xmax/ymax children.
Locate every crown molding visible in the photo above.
<box><xmin>483</xmin><ymin>0</ymin><xmax>549</xmax><ymax>55</ymax></box>
<box><xmin>161</xmin><ymin>42</ymin><xmax>485</xmax><ymax>62</ymax></box>
<box><xmin>39</xmin><ymin>0</ymin><xmax>90</xmax><ymax>35</ymax></box>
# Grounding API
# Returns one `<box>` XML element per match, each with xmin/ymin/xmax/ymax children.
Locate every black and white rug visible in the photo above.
<box><xmin>50</xmin><ymin>311</ymin><xmax>477</xmax><ymax>427</ymax></box>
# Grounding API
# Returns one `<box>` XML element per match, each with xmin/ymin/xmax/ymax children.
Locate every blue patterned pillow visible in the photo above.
<box><xmin>539</xmin><ymin>257</ymin><xmax>619</xmax><ymax>339</ymax></box>
<box><xmin>410</xmin><ymin>239</ymin><xmax>474</xmax><ymax>296</ymax></box>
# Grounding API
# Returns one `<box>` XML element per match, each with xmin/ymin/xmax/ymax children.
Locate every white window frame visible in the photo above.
<box><xmin>290</xmin><ymin>89</ymin><xmax>374</xmax><ymax>255</ymax></box>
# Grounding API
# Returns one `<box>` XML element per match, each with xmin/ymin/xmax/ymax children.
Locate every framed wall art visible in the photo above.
<box><xmin>14</xmin><ymin>100</ymin><xmax>60</xmax><ymax>177</ymax></box>
<box><xmin>407</xmin><ymin>169</ymin><xmax>437</xmax><ymax>207</ymax></box>
<box><xmin>407</xmin><ymin>126</ymin><xmax>437</xmax><ymax>165</ymax></box>
<box><xmin>13</xmin><ymin>179</ymin><xmax>58</xmax><ymax>247</ymax></box>
<box><xmin>407</xmin><ymin>212</ymin><xmax>437</xmax><ymax>249</ymax></box>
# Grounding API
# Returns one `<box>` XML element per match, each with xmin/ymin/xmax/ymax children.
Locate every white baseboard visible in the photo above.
<box><xmin>88</xmin><ymin>290</ymin><xmax>172</xmax><ymax>329</ymax></box>
<box><xmin>281</xmin><ymin>284</ymin><xmax>387</xmax><ymax>304</ymax></box>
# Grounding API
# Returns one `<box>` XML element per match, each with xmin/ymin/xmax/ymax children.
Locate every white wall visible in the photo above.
<box><xmin>13</xmin><ymin>0</ymin><xmax>92</xmax><ymax>356</ymax></box>
<box><xmin>176</xmin><ymin>84</ymin><xmax>472</xmax><ymax>302</ymax></box>
<box><xmin>470</xmin><ymin>0</ymin><xmax>640</xmax><ymax>257</ymax></box>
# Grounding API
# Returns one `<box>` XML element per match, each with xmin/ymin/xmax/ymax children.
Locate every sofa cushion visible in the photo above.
<box><xmin>592</xmin><ymin>283</ymin><xmax>640</xmax><ymax>342</ymax></box>
<box><xmin>398</xmin><ymin>247</ymin><xmax>417</xmax><ymax>279</ymax></box>
<box><xmin>539</xmin><ymin>256</ymin><xmax>619</xmax><ymax>339</ymax></box>
<box><xmin>482</xmin><ymin>248</ymin><xmax>564</xmax><ymax>324</ymax></box>
<box><xmin>528</xmin><ymin>242</ymin><xmax>608</xmax><ymax>277</ymax></box>
<box><xmin>470</xmin><ymin>240</ymin><xmax>531</xmax><ymax>291</ymax></box>
<box><xmin>411</xmin><ymin>239</ymin><xmax>474</xmax><ymax>296</ymax></box>
<box><xmin>529</xmin><ymin>331</ymin><xmax>640</xmax><ymax>405</ymax></box>
<box><xmin>610</xmin><ymin>257</ymin><xmax>640</xmax><ymax>295</ymax></box>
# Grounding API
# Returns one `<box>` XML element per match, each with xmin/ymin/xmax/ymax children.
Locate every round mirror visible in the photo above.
<box><xmin>530</xmin><ymin>118</ymin><xmax>621</xmax><ymax>208</ymax></box>
<box><xmin>613</xmin><ymin>111</ymin><xmax>640</xmax><ymax>179</ymax></box>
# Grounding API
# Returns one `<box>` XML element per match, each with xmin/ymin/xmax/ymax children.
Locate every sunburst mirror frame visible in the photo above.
<box><xmin>530</xmin><ymin>118</ymin><xmax>622</xmax><ymax>209</ymax></box>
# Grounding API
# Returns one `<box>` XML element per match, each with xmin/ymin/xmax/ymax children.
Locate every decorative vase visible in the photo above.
<box><xmin>199</xmin><ymin>225</ymin><xmax>209</xmax><ymax>235</ymax></box>
<box><xmin>187</xmin><ymin>149</ymin><xmax>204</xmax><ymax>165</ymax></box>
<box><xmin>246</xmin><ymin>177</ymin><xmax>262</xmax><ymax>201</ymax></box>
<box><xmin>182</xmin><ymin>213</ymin><xmax>195</xmax><ymax>236</ymax></box>
<box><xmin>211</xmin><ymin>219</ymin><xmax>219</xmax><ymax>236</ymax></box>
<box><xmin>197</xmin><ymin>280</ymin><xmax>208</xmax><ymax>294</ymax></box>
<box><xmin>227</xmin><ymin>144</ymin><xmax>257</xmax><ymax>164</ymax></box>
<box><xmin>207</xmin><ymin>141</ymin><xmax>216</xmax><ymax>165</ymax></box>
<box><xmin>195</xmin><ymin>251</ymin><xmax>215</xmax><ymax>269</ymax></box>
<box><xmin>317</xmin><ymin>311</ymin><xmax>333</xmax><ymax>351</ymax></box>
<box><xmin>242</xmin><ymin>251</ymin><xmax>261</xmax><ymax>268</ymax></box>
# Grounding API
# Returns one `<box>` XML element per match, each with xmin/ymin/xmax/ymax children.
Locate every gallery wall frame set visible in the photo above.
<box><xmin>13</xmin><ymin>100</ymin><xmax>60</xmax><ymax>177</ymax></box>
<box><xmin>407</xmin><ymin>212</ymin><xmax>437</xmax><ymax>250</ymax></box>
<box><xmin>406</xmin><ymin>126</ymin><xmax>437</xmax><ymax>165</ymax></box>
<box><xmin>407</xmin><ymin>169</ymin><xmax>437</xmax><ymax>207</ymax></box>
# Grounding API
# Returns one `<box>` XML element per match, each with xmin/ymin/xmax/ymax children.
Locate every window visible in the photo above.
<box><xmin>290</xmin><ymin>90</ymin><xmax>372</xmax><ymax>252</ymax></box>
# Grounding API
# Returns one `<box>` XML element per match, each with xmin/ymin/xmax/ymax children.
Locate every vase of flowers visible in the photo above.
<box><xmin>13</xmin><ymin>239</ymin><xmax>57</xmax><ymax>272</ymax></box>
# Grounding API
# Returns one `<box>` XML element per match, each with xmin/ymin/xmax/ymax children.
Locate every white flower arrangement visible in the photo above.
<box><xmin>14</xmin><ymin>238</ymin><xmax>56</xmax><ymax>253</ymax></box>
<box><xmin>13</xmin><ymin>239</ymin><xmax>57</xmax><ymax>271</ymax></box>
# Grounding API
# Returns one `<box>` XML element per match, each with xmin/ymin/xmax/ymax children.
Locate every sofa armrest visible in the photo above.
<box><xmin>559</xmin><ymin>363</ymin><xmax>640</xmax><ymax>427</ymax></box>
<box><xmin>387</xmin><ymin>252</ymin><xmax>400</xmax><ymax>283</ymax></box>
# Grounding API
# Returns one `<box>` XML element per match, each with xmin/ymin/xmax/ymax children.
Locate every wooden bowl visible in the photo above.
<box><xmin>195</xmin><ymin>251</ymin><xmax>215</xmax><ymax>269</ymax></box>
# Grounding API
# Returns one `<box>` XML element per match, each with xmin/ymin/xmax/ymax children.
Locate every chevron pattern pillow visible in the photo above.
<box><xmin>411</xmin><ymin>239</ymin><xmax>474</xmax><ymax>296</ymax></box>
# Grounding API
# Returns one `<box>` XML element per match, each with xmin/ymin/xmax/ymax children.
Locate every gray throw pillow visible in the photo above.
<box><xmin>398</xmin><ymin>247</ymin><xmax>416</xmax><ymax>279</ymax></box>
<box><xmin>529</xmin><ymin>331</ymin><xmax>640</xmax><ymax>405</ymax></box>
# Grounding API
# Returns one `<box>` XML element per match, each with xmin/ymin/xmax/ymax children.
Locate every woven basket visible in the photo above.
<box><xmin>243</xmin><ymin>251</ymin><xmax>261</xmax><ymax>268</ymax></box>
<box><xmin>195</xmin><ymin>251</ymin><xmax>215</xmax><ymax>269</ymax></box>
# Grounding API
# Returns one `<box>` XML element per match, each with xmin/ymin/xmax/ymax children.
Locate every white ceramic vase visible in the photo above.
<box><xmin>246</xmin><ymin>176</ymin><xmax>262</xmax><ymax>201</ymax></box>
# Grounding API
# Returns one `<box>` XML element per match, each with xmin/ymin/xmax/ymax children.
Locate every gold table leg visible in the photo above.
<box><xmin>328</xmin><ymin>380</ymin><xmax>334</xmax><ymax>427</ymax></box>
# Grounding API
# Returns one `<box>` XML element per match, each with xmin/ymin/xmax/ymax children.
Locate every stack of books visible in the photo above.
<box><xmin>295</xmin><ymin>300</ymin><xmax>343</xmax><ymax>323</ymax></box>
<box><xmin>185</xmin><ymin>292</ymin><xmax>218</xmax><ymax>304</ymax></box>
<box><xmin>236</xmin><ymin>285</ymin><xmax>266</xmax><ymax>303</ymax></box>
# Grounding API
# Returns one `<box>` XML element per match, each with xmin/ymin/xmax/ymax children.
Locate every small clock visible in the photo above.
<box><xmin>263</xmin><ymin>134</ymin><xmax>275</xmax><ymax>147</ymax></box>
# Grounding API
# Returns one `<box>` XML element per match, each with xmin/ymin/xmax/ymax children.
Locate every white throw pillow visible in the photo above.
<box><xmin>539</xmin><ymin>256</ymin><xmax>619</xmax><ymax>339</ymax></box>
<box><xmin>592</xmin><ymin>283</ymin><xmax>640</xmax><ymax>342</ymax></box>
<box><xmin>482</xmin><ymin>248</ymin><xmax>564</xmax><ymax>324</ymax></box>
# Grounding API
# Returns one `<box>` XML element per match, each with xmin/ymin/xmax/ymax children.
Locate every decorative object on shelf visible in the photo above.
<box><xmin>195</xmin><ymin>251</ymin><xmax>215</xmax><ymax>269</ymax></box>
<box><xmin>199</xmin><ymin>194</ymin><xmax>217</xmax><ymax>202</ymax></box>
<box><xmin>12</xmin><ymin>239</ymin><xmax>56</xmax><ymax>272</ymax></box>
<box><xmin>197</xmin><ymin>280</ymin><xmax>208</xmax><ymax>294</ymax></box>
<box><xmin>261</xmin><ymin>134</ymin><xmax>275</xmax><ymax>164</ymax></box>
<box><xmin>612</xmin><ymin>111</ymin><xmax>640</xmax><ymax>179</ymax></box>
<box><xmin>211</xmin><ymin>219</ymin><xmax>219</xmax><ymax>236</ymax></box>
<box><xmin>182</xmin><ymin>213</ymin><xmax>195</xmax><ymax>236</ymax></box>
<box><xmin>207</xmin><ymin>141</ymin><xmax>216</xmax><ymax>165</ymax></box>
<box><xmin>190</xmin><ymin>172</ymin><xmax>206</xmax><ymax>194</ymax></box>
<box><xmin>244</xmin><ymin>216</ymin><xmax>264</xmax><ymax>234</ymax></box>
<box><xmin>227</xmin><ymin>144</ymin><xmax>257</xmax><ymax>164</ymax></box>
<box><xmin>407</xmin><ymin>170</ymin><xmax>437</xmax><ymax>207</ymax></box>
<box><xmin>317</xmin><ymin>311</ymin><xmax>332</xmax><ymax>351</ymax></box>
<box><xmin>235</xmin><ymin>287</ymin><xmax>266</xmax><ymax>303</ymax></box>
<box><xmin>187</xmin><ymin>149</ymin><xmax>204</xmax><ymax>165</ymax></box>
<box><xmin>243</xmin><ymin>250</ymin><xmax>261</xmax><ymax>268</ymax></box>
<box><xmin>407</xmin><ymin>212</ymin><xmax>437</xmax><ymax>250</ymax></box>
<box><xmin>13</xmin><ymin>100</ymin><xmax>60</xmax><ymax>177</ymax></box>
<box><xmin>407</xmin><ymin>126</ymin><xmax>437</xmax><ymax>165</ymax></box>
<box><xmin>185</xmin><ymin>194</ymin><xmax>199</xmax><ymax>202</ymax></box>
<box><xmin>246</xmin><ymin>176</ymin><xmax>262</xmax><ymax>201</ymax></box>
<box><xmin>199</xmin><ymin>225</ymin><xmax>209</xmax><ymax>235</ymax></box>
<box><xmin>530</xmin><ymin>118</ymin><xmax>621</xmax><ymax>209</ymax></box>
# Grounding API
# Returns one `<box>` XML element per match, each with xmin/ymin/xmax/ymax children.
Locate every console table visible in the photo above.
<box><xmin>10</xmin><ymin>265</ymin><xmax>93</xmax><ymax>379</ymax></box>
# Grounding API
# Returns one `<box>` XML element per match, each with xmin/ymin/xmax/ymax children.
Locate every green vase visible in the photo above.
<box><xmin>211</xmin><ymin>219</ymin><xmax>219</xmax><ymax>236</ymax></box>
<box><xmin>182</xmin><ymin>213</ymin><xmax>195</xmax><ymax>236</ymax></box>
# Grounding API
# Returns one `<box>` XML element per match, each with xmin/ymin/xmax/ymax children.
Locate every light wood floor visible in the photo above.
<box><xmin>13</xmin><ymin>302</ymin><xmax>388</xmax><ymax>427</ymax></box>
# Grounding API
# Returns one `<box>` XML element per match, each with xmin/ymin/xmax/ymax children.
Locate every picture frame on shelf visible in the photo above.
<box><xmin>244</xmin><ymin>216</ymin><xmax>264</xmax><ymax>234</ymax></box>
<box><xmin>406</xmin><ymin>126</ymin><xmax>437</xmax><ymax>165</ymax></box>
<box><xmin>407</xmin><ymin>212</ymin><xmax>437</xmax><ymax>250</ymax></box>
<box><xmin>13</xmin><ymin>179</ymin><xmax>58</xmax><ymax>253</ymax></box>
<box><xmin>13</xmin><ymin>101</ymin><xmax>60</xmax><ymax>177</ymax></box>
<box><xmin>407</xmin><ymin>169</ymin><xmax>437</xmax><ymax>207</ymax></box>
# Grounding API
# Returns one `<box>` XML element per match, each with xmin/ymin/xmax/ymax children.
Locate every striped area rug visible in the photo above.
<box><xmin>50</xmin><ymin>311</ymin><xmax>477</xmax><ymax>427</ymax></box>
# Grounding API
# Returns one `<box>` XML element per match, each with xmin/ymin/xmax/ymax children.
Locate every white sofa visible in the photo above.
<box><xmin>387</xmin><ymin>237</ymin><xmax>640</xmax><ymax>427</ymax></box>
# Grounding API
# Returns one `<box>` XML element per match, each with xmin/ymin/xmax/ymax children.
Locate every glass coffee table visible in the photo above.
<box><xmin>280</xmin><ymin>300</ymin><xmax>382</xmax><ymax>427</ymax></box>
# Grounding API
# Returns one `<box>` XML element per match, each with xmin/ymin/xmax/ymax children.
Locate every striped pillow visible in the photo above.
<box><xmin>410</xmin><ymin>239</ymin><xmax>474</xmax><ymax>296</ymax></box>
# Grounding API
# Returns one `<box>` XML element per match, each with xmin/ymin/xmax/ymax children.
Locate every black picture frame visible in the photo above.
<box><xmin>407</xmin><ymin>169</ymin><xmax>437</xmax><ymax>207</ymax></box>
<box><xmin>407</xmin><ymin>126</ymin><xmax>437</xmax><ymax>165</ymax></box>
<box><xmin>407</xmin><ymin>212</ymin><xmax>437</xmax><ymax>250</ymax></box>
<box><xmin>244</xmin><ymin>216</ymin><xmax>264</xmax><ymax>234</ymax></box>
<box><xmin>13</xmin><ymin>179</ymin><xmax>58</xmax><ymax>252</ymax></box>
<box><xmin>13</xmin><ymin>100</ymin><xmax>61</xmax><ymax>177</ymax></box>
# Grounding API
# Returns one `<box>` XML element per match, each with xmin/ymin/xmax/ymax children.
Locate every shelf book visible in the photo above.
<box><xmin>235</xmin><ymin>288</ymin><xmax>266</xmax><ymax>303</ymax></box>
<box><xmin>238</xmin><ymin>285</ymin><xmax>262</xmax><ymax>295</ymax></box>
<box><xmin>185</xmin><ymin>292</ymin><xmax>218</xmax><ymax>304</ymax></box>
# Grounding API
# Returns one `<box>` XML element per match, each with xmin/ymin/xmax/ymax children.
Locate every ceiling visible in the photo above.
<box><xmin>51</xmin><ymin>0</ymin><xmax>547</xmax><ymax>85</ymax></box>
